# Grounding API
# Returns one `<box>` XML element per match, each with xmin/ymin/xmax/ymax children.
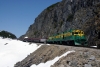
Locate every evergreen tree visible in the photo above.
<box><xmin>0</xmin><ymin>30</ymin><xmax>17</xmax><ymax>39</ymax></box>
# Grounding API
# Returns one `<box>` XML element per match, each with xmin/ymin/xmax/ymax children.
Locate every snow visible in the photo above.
<box><xmin>90</xmin><ymin>46</ymin><xmax>97</xmax><ymax>48</ymax></box>
<box><xmin>0</xmin><ymin>37</ymin><xmax>41</xmax><ymax>67</ymax></box>
<box><xmin>24</xmin><ymin>36</ymin><xmax>28</xmax><ymax>38</ymax></box>
<box><xmin>0</xmin><ymin>37</ymin><xmax>75</xmax><ymax>67</ymax></box>
<box><xmin>31</xmin><ymin>50</ymin><xmax>75</xmax><ymax>67</ymax></box>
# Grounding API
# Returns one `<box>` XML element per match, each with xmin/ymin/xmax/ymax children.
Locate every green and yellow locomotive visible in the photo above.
<box><xmin>46</xmin><ymin>30</ymin><xmax>87</xmax><ymax>46</ymax></box>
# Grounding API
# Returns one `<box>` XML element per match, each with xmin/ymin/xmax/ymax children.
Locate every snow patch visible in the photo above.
<box><xmin>31</xmin><ymin>50</ymin><xmax>75</xmax><ymax>67</ymax></box>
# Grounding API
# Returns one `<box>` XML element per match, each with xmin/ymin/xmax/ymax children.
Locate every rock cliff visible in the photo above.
<box><xmin>20</xmin><ymin>0</ymin><xmax>100</xmax><ymax>45</ymax></box>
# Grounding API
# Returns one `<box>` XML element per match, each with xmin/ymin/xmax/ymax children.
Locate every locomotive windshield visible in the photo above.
<box><xmin>72</xmin><ymin>32</ymin><xmax>78</xmax><ymax>35</ymax></box>
<box><xmin>72</xmin><ymin>31</ymin><xmax>84</xmax><ymax>35</ymax></box>
<box><xmin>74</xmin><ymin>32</ymin><xmax>78</xmax><ymax>34</ymax></box>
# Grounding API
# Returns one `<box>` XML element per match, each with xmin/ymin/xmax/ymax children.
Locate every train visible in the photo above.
<box><xmin>23</xmin><ymin>29</ymin><xmax>87</xmax><ymax>46</ymax></box>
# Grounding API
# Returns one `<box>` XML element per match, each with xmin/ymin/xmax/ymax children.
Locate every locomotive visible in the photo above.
<box><xmin>46</xmin><ymin>29</ymin><xmax>87</xmax><ymax>46</ymax></box>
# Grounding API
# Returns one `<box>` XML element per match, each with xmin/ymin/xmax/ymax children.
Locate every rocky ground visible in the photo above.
<box><xmin>14</xmin><ymin>44</ymin><xmax>100</xmax><ymax>67</ymax></box>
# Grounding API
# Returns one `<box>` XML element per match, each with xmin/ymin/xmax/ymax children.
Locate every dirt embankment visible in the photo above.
<box><xmin>14</xmin><ymin>44</ymin><xmax>100</xmax><ymax>67</ymax></box>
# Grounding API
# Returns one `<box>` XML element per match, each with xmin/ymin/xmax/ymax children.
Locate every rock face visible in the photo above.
<box><xmin>51</xmin><ymin>46</ymin><xmax>100</xmax><ymax>67</ymax></box>
<box><xmin>14</xmin><ymin>44</ymin><xmax>100</xmax><ymax>67</ymax></box>
<box><xmin>20</xmin><ymin>0</ymin><xmax>100</xmax><ymax>45</ymax></box>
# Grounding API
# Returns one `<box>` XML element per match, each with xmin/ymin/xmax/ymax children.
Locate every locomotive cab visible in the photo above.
<box><xmin>72</xmin><ymin>30</ymin><xmax>87</xmax><ymax>46</ymax></box>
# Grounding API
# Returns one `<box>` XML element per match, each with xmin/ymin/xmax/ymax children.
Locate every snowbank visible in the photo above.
<box><xmin>0</xmin><ymin>37</ymin><xmax>41</xmax><ymax>67</ymax></box>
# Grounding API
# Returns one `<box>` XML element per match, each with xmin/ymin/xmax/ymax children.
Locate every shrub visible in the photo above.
<box><xmin>47</xmin><ymin>2</ymin><xmax>59</xmax><ymax>11</ymax></box>
<box><xmin>67</xmin><ymin>14</ymin><xmax>74</xmax><ymax>22</ymax></box>
<box><xmin>59</xmin><ymin>21</ymin><xmax>63</xmax><ymax>27</ymax></box>
<box><xmin>34</xmin><ymin>31</ymin><xmax>38</xmax><ymax>35</ymax></box>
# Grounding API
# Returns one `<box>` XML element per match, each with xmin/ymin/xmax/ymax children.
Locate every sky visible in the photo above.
<box><xmin>0</xmin><ymin>0</ymin><xmax>61</xmax><ymax>38</ymax></box>
<box><xmin>0</xmin><ymin>37</ymin><xmax>74</xmax><ymax>67</ymax></box>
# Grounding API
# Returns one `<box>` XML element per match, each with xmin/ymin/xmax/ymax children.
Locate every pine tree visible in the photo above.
<box><xmin>0</xmin><ymin>30</ymin><xmax>17</xmax><ymax>39</ymax></box>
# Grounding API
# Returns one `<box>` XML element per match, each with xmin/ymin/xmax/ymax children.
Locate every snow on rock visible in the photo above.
<box><xmin>31</xmin><ymin>50</ymin><xmax>75</xmax><ymax>67</ymax></box>
<box><xmin>0</xmin><ymin>37</ymin><xmax>41</xmax><ymax>67</ymax></box>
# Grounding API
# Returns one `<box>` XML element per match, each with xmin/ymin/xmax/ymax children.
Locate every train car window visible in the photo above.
<box><xmin>74</xmin><ymin>32</ymin><xmax>78</xmax><ymax>34</ymax></box>
<box><xmin>78</xmin><ymin>32</ymin><xmax>81</xmax><ymax>34</ymax></box>
<box><xmin>81</xmin><ymin>32</ymin><xmax>84</xmax><ymax>34</ymax></box>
